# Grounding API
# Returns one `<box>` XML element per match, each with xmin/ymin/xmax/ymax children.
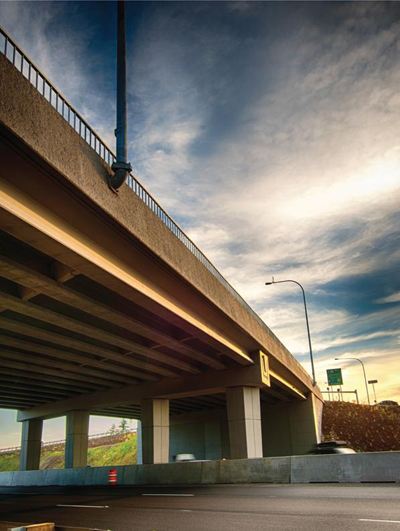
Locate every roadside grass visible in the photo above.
<box><xmin>87</xmin><ymin>433</ymin><xmax>137</xmax><ymax>467</ymax></box>
<box><xmin>0</xmin><ymin>432</ymin><xmax>137</xmax><ymax>471</ymax></box>
<box><xmin>0</xmin><ymin>452</ymin><xmax>20</xmax><ymax>472</ymax></box>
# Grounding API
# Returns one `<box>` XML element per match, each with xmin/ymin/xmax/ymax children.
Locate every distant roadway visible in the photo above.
<box><xmin>0</xmin><ymin>484</ymin><xmax>399</xmax><ymax>530</ymax></box>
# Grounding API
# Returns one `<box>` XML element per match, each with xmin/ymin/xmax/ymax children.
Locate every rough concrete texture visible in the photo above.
<box><xmin>0</xmin><ymin>53</ymin><xmax>319</xmax><ymax>398</ymax></box>
<box><xmin>261</xmin><ymin>395</ymin><xmax>322</xmax><ymax>457</ymax></box>
<box><xmin>1</xmin><ymin>452</ymin><xmax>398</xmax><ymax>486</ymax></box>
<box><xmin>19</xmin><ymin>419</ymin><xmax>43</xmax><ymax>471</ymax></box>
<box><xmin>291</xmin><ymin>452</ymin><xmax>400</xmax><ymax>483</ymax></box>
<box><xmin>65</xmin><ymin>411</ymin><xmax>89</xmax><ymax>469</ymax></box>
<box><xmin>227</xmin><ymin>387</ymin><xmax>263</xmax><ymax>459</ymax></box>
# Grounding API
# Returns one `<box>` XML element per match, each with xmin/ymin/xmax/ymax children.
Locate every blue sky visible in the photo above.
<box><xmin>1</xmin><ymin>1</ymin><xmax>400</xmax><ymax>445</ymax></box>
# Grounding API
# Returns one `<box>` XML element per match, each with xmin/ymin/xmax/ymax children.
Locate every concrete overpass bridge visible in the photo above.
<box><xmin>0</xmin><ymin>28</ymin><xmax>323</xmax><ymax>474</ymax></box>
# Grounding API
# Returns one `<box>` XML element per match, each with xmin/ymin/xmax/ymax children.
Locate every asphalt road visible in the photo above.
<box><xmin>0</xmin><ymin>483</ymin><xmax>399</xmax><ymax>531</ymax></box>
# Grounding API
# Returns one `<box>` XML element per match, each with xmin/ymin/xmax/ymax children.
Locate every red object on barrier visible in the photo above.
<box><xmin>108</xmin><ymin>468</ymin><xmax>117</xmax><ymax>486</ymax></box>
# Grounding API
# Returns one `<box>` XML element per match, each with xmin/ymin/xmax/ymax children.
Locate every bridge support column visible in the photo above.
<box><xmin>141</xmin><ymin>398</ymin><xmax>169</xmax><ymax>464</ymax></box>
<box><xmin>20</xmin><ymin>419</ymin><xmax>43</xmax><ymax>471</ymax></box>
<box><xmin>226</xmin><ymin>386</ymin><xmax>263</xmax><ymax>459</ymax></box>
<box><xmin>136</xmin><ymin>420</ymin><xmax>143</xmax><ymax>465</ymax></box>
<box><xmin>65</xmin><ymin>411</ymin><xmax>89</xmax><ymax>468</ymax></box>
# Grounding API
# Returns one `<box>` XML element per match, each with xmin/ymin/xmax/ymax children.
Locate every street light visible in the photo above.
<box><xmin>335</xmin><ymin>357</ymin><xmax>370</xmax><ymax>405</ymax></box>
<box><xmin>265</xmin><ymin>278</ymin><xmax>316</xmax><ymax>386</ymax></box>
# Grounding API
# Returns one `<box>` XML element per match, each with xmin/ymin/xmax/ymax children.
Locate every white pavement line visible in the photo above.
<box><xmin>57</xmin><ymin>504</ymin><xmax>109</xmax><ymax>508</ymax></box>
<box><xmin>359</xmin><ymin>520</ymin><xmax>400</xmax><ymax>524</ymax></box>
<box><xmin>181</xmin><ymin>510</ymin><xmax>192</xmax><ymax>512</ymax></box>
<box><xmin>142</xmin><ymin>494</ymin><xmax>194</xmax><ymax>497</ymax></box>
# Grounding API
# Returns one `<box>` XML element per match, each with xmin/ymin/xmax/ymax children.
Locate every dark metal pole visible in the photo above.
<box><xmin>116</xmin><ymin>0</ymin><xmax>127</xmax><ymax>163</ymax></box>
<box><xmin>109</xmin><ymin>0</ymin><xmax>132</xmax><ymax>191</ymax></box>
<box><xmin>265</xmin><ymin>279</ymin><xmax>317</xmax><ymax>386</ymax></box>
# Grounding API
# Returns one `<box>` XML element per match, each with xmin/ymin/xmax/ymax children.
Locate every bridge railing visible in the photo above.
<box><xmin>0</xmin><ymin>26</ymin><xmax>287</xmax><ymax>353</ymax></box>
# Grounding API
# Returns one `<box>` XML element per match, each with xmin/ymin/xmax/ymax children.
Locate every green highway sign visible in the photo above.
<box><xmin>327</xmin><ymin>368</ymin><xmax>343</xmax><ymax>386</ymax></box>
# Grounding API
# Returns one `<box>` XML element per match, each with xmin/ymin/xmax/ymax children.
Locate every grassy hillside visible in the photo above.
<box><xmin>0</xmin><ymin>432</ymin><xmax>137</xmax><ymax>472</ymax></box>
<box><xmin>322</xmin><ymin>401</ymin><xmax>400</xmax><ymax>452</ymax></box>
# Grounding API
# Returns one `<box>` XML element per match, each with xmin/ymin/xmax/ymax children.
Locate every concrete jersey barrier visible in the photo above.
<box><xmin>0</xmin><ymin>452</ymin><xmax>399</xmax><ymax>486</ymax></box>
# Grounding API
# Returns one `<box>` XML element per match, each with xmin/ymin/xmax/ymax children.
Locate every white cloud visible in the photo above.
<box><xmin>376</xmin><ymin>292</ymin><xmax>400</xmax><ymax>304</ymax></box>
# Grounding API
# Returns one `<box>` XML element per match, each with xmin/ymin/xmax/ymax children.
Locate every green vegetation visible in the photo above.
<box><xmin>0</xmin><ymin>452</ymin><xmax>20</xmax><ymax>472</ymax></box>
<box><xmin>0</xmin><ymin>432</ymin><xmax>137</xmax><ymax>472</ymax></box>
<box><xmin>323</xmin><ymin>401</ymin><xmax>400</xmax><ymax>452</ymax></box>
<box><xmin>87</xmin><ymin>433</ymin><xmax>136</xmax><ymax>466</ymax></box>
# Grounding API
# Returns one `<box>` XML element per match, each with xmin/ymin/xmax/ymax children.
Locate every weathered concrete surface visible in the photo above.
<box><xmin>65</xmin><ymin>411</ymin><xmax>89</xmax><ymax>469</ymax></box>
<box><xmin>291</xmin><ymin>451</ymin><xmax>400</xmax><ymax>483</ymax></box>
<box><xmin>227</xmin><ymin>387</ymin><xmax>263</xmax><ymax>459</ymax></box>
<box><xmin>19</xmin><ymin>419</ymin><xmax>43</xmax><ymax>471</ymax></box>
<box><xmin>1</xmin><ymin>452</ymin><xmax>398</xmax><ymax>486</ymax></box>
<box><xmin>0</xmin><ymin>53</ymin><xmax>320</xmax><ymax>398</ymax></box>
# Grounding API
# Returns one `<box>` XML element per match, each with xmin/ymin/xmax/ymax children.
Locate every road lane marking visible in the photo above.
<box><xmin>359</xmin><ymin>520</ymin><xmax>400</xmax><ymax>524</ymax></box>
<box><xmin>57</xmin><ymin>504</ymin><xmax>109</xmax><ymax>508</ymax></box>
<box><xmin>142</xmin><ymin>494</ymin><xmax>194</xmax><ymax>497</ymax></box>
<box><xmin>181</xmin><ymin>510</ymin><xmax>192</xmax><ymax>512</ymax></box>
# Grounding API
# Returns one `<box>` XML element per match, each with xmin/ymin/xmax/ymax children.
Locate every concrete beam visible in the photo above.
<box><xmin>0</xmin><ymin>334</ymin><xmax>147</xmax><ymax>382</ymax></box>
<box><xmin>0</xmin><ymin>353</ymin><xmax>109</xmax><ymax>389</ymax></box>
<box><xmin>0</xmin><ymin>317</ymin><xmax>164</xmax><ymax>380</ymax></box>
<box><xmin>0</xmin><ymin>367</ymin><xmax>100</xmax><ymax>394</ymax></box>
<box><xmin>0</xmin><ymin>255</ymin><xmax>226</xmax><ymax>371</ymax></box>
<box><xmin>0</xmin><ymin>349</ymin><xmax>135</xmax><ymax>387</ymax></box>
<box><xmin>20</xmin><ymin>418</ymin><xmax>43</xmax><ymax>471</ymax></box>
<box><xmin>0</xmin><ymin>290</ymin><xmax>200</xmax><ymax>375</ymax></box>
<box><xmin>17</xmin><ymin>362</ymin><xmax>268</xmax><ymax>422</ymax></box>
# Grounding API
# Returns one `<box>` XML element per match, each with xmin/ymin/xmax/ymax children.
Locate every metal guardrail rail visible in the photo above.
<box><xmin>0</xmin><ymin>26</ymin><xmax>287</xmax><ymax>354</ymax></box>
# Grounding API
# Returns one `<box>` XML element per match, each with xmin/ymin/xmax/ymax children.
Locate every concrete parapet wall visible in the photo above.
<box><xmin>0</xmin><ymin>452</ymin><xmax>398</xmax><ymax>487</ymax></box>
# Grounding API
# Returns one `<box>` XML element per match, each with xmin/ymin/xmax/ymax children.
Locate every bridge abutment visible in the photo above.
<box><xmin>262</xmin><ymin>394</ymin><xmax>323</xmax><ymax>457</ymax></box>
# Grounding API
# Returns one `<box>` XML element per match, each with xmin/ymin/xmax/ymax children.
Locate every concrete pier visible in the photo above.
<box><xmin>20</xmin><ymin>419</ymin><xmax>43</xmax><ymax>471</ymax></box>
<box><xmin>226</xmin><ymin>387</ymin><xmax>263</xmax><ymax>459</ymax></box>
<box><xmin>141</xmin><ymin>399</ymin><xmax>169</xmax><ymax>464</ymax></box>
<box><xmin>65</xmin><ymin>411</ymin><xmax>89</xmax><ymax>468</ymax></box>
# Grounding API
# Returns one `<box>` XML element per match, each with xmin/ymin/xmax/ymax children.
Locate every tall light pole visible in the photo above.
<box><xmin>335</xmin><ymin>357</ymin><xmax>370</xmax><ymax>405</ymax></box>
<box><xmin>265</xmin><ymin>278</ymin><xmax>316</xmax><ymax>386</ymax></box>
<box><xmin>108</xmin><ymin>0</ymin><xmax>132</xmax><ymax>191</ymax></box>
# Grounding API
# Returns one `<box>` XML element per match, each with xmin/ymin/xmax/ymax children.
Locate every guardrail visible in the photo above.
<box><xmin>0</xmin><ymin>430</ymin><xmax>136</xmax><ymax>454</ymax></box>
<box><xmin>0</xmin><ymin>26</ymin><xmax>288</xmax><ymax>355</ymax></box>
